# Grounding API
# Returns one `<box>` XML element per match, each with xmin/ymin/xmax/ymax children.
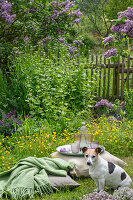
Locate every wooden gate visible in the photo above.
<box><xmin>86</xmin><ymin>55</ymin><xmax>133</xmax><ymax>101</ymax></box>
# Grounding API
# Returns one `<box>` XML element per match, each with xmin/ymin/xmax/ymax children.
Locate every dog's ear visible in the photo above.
<box><xmin>81</xmin><ymin>147</ymin><xmax>88</xmax><ymax>153</ymax></box>
<box><xmin>95</xmin><ymin>147</ymin><xmax>101</xmax><ymax>154</ymax></box>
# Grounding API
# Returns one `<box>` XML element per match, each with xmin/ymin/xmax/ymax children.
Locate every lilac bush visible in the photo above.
<box><xmin>0</xmin><ymin>0</ymin><xmax>83</xmax><ymax>66</ymax></box>
<box><xmin>103</xmin><ymin>7</ymin><xmax>133</xmax><ymax>60</ymax></box>
<box><xmin>94</xmin><ymin>99</ymin><xmax>113</xmax><ymax>117</ymax></box>
<box><xmin>0</xmin><ymin>0</ymin><xmax>16</xmax><ymax>24</ymax></box>
<box><xmin>104</xmin><ymin>48</ymin><xmax>117</xmax><ymax>58</ymax></box>
<box><xmin>0</xmin><ymin>110</ymin><xmax>21</xmax><ymax>137</ymax></box>
<box><xmin>94</xmin><ymin>99</ymin><xmax>113</xmax><ymax>109</ymax></box>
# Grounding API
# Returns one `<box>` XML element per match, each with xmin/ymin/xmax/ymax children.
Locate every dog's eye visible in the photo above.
<box><xmin>85</xmin><ymin>155</ymin><xmax>88</xmax><ymax>158</ymax></box>
<box><xmin>92</xmin><ymin>156</ymin><xmax>96</xmax><ymax>159</ymax></box>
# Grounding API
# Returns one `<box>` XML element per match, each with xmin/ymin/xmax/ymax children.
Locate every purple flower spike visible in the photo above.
<box><xmin>58</xmin><ymin>38</ymin><xmax>65</xmax><ymax>43</ymax></box>
<box><xmin>6</xmin><ymin>124</ymin><xmax>9</xmax><ymax>127</ymax></box>
<box><xmin>13</xmin><ymin>110</ymin><xmax>17</xmax><ymax>114</ymax></box>
<box><xmin>73</xmin><ymin>18</ymin><xmax>81</xmax><ymax>23</ymax></box>
<box><xmin>104</xmin><ymin>48</ymin><xmax>117</xmax><ymax>58</ymax></box>
<box><xmin>94</xmin><ymin>99</ymin><xmax>113</xmax><ymax>109</ymax></box>
<box><xmin>23</xmin><ymin>36</ymin><xmax>30</xmax><ymax>43</ymax></box>
<box><xmin>104</xmin><ymin>36</ymin><xmax>114</xmax><ymax>44</ymax></box>
<box><xmin>43</xmin><ymin>36</ymin><xmax>51</xmax><ymax>43</ymax></box>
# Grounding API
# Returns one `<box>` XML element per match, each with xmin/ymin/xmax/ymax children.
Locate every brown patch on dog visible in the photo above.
<box><xmin>81</xmin><ymin>147</ymin><xmax>88</xmax><ymax>153</ymax></box>
<box><xmin>95</xmin><ymin>147</ymin><xmax>102</xmax><ymax>154</ymax></box>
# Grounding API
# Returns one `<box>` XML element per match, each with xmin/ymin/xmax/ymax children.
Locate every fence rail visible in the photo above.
<box><xmin>86</xmin><ymin>55</ymin><xmax>133</xmax><ymax>101</ymax></box>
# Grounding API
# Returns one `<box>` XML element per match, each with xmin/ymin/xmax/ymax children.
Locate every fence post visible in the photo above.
<box><xmin>103</xmin><ymin>57</ymin><xmax>106</xmax><ymax>98</ymax></box>
<box><xmin>107</xmin><ymin>59</ymin><xmax>110</xmax><ymax>98</ymax></box>
<box><xmin>127</xmin><ymin>55</ymin><xmax>130</xmax><ymax>91</ymax></box>
<box><xmin>98</xmin><ymin>55</ymin><xmax>102</xmax><ymax>98</ymax></box>
<box><xmin>116</xmin><ymin>56</ymin><xmax>120</xmax><ymax>99</ymax></box>
<box><xmin>121</xmin><ymin>58</ymin><xmax>125</xmax><ymax>101</ymax></box>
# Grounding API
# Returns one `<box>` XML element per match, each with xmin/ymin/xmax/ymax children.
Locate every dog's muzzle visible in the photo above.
<box><xmin>87</xmin><ymin>161</ymin><xmax>92</xmax><ymax>166</ymax></box>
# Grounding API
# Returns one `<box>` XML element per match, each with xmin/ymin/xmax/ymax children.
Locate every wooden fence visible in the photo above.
<box><xmin>85</xmin><ymin>55</ymin><xmax>133</xmax><ymax>101</ymax></box>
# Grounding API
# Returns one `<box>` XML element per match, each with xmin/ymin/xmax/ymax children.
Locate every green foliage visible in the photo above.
<box><xmin>0</xmin><ymin>0</ymin><xmax>81</xmax><ymax>67</ymax></box>
<box><xmin>0</xmin><ymin>69</ymin><xmax>17</xmax><ymax>115</ymax></box>
<box><xmin>106</xmin><ymin>0</ymin><xmax>133</xmax><ymax>20</ymax></box>
<box><xmin>75</xmin><ymin>0</ymin><xmax>111</xmax><ymax>36</ymax></box>
<box><xmin>124</xmin><ymin>89</ymin><xmax>133</xmax><ymax>120</ymax></box>
<box><xmin>11</xmin><ymin>45</ymin><xmax>95</xmax><ymax>122</ymax></box>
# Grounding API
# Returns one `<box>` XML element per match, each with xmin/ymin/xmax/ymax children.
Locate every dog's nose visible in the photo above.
<box><xmin>87</xmin><ymin>161</ymin><xmax>91</xmax><ymax>166</ymax></box>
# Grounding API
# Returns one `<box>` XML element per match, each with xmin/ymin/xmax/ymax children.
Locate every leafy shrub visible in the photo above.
<box><xmin>103</xmin><ymin>7</ymin><xmax>133</xmax><ymax>60</ymax></box>
<box><xmin>11</xmin><ymin>45</ymin><xmax>95</xmax><ymax>122</ymax></box>
<box><xmin>0</xmin><ymin>69</ymin><xmax>17</xmax><ymax>114</ymax></box>
<box><xmin>0</xmin><ymin>110</ymin><xmax>21</xmax><ymax>137</ymax></box>
<box><xmin>94</xmin><ymin>99</ymin><xmax>113</xmax><ymax>116</ymax></box>
<box><xmin>0</xmin><ymin>0</ymin><xmax>83</xmax><ymax>67</ymax></box>
<box><xmin>124</xmin><ymin>89</ymin><xmax>133</xmax><ymax>120</ymax></box>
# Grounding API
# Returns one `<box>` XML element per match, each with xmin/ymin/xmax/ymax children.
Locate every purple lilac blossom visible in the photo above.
<box><xmin>13</xmin><ymin>37</ymin><xmax>18</xmax><ymax>44</ymax></box>
<box><xmin>104</xmin><ymin>36</ymin><xmax>114</xmax><ymax>44</ymax></box>
<box><xmin>118</xmin><ymin>7</ymin><xmax>133</xmax><ymax>20</ymax></box>
<box><xmin>111</xmin><ymin>23</ymin><xmax>124</xmax><ymax>33</ymax></box>
<box><xmin>73</xmin><ymin>40</ymin><xmax>79</xmax><ymax>44</ymax></box>
<box><xmin>68</xmin><ymin>9</ymin><xmax>82</xmax><ymax>18</ymax></box>
<box><xmin>51</xmin><ymin>8</ymin><xmax>58</xmax><ymax>21</ymax></box>
<box><xmin>104</xmin><ymin>48</ymin><xmax>117</xmax><ymax>58</ymax></box>
<box><xmin>121</xmin><ymin>19</ymin><xmax>133</xmax><ymax>38</ymax></box>
<box><xmin>0</xmin><ymin>0</ymin><xmax>16</xmax><ymax>24</ymax></box>
<box><xmin>23</xmin><ymin>36</ymin><xmax>30</xmax><ymax>43</ymax></box>
<box><xmin>49</xmin><ymin>1</ymin><xmax>58</xmax><ymax>6</ymax></box>
<box><xmin>112</xmin><ymin>7</ymin><xmax>133</xmax><ymax>38</ymax></box>
<box><xmin>73</xmin><ymin>46</ymin><xmax>78</xmax><ymax>51</ymax></box>
<box><xmin>24</xmin><ymin>8</ymin><xmax>36</xmax><ymax>14</ymax></box>
<box><xmin>74</xmin><ymin>53</ymin><xmax>79</xmax><ymax>57</ymax></box>
<box><xmin>59</xmin><ymin>0</ymin><xmax>70</xmax><ymax>7</ymax></box>
<box><xmin>0</xmin><ymin>120</ymin><xmax>3</xmax><ymax>125</ymax></box>
<box><xmin>94</xmin><ymin>99</ymin><xmax>113</xmax><ymax>109</ymax></box>
<box><xmin>59</xmin><ymin>8</ymin><xmax>69</xmax><ymax>15</ymax></box>
<box><xmin>58</xmin><ymin>38</ymin><xmax>65</xmax><ymax>43</ymax></box>
<box><xmin>73</xmin><ymin>18</ymin><xmax>81</xmax><ymax>23</ymax></box>
<box><xmin>43</xmin><ymin>36</ymin><xmax>51</xmax><ymax>43</ymax></box>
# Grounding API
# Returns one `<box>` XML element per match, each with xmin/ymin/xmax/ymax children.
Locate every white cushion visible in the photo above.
<box><xmin>51</xmin><ymin>151</ymin><xmax>127</xmax><ymax>177</ymax></box>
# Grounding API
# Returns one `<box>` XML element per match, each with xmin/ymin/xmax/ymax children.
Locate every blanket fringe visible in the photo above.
<box><xmin>8</xmin><ymin>187</ymin><xmax>34</xmax><ymax>200</ymax></box>
<box><xmin>7</xmin><ymin>184</ymin><xmax>53</xmax><ymax>200</ymax></box>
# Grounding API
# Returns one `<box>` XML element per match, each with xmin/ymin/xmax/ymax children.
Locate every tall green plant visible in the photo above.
<box><xmin>124</xmin><ymin>89</ymin><xmax>133</xmax><ymax>120</ymax></box>
<box><xmin>0</xmin><ymin>69</ymin><xmax>17</xmax><ymax>115</ymax></box>
<box><xmin>11</xmin><ymin>45</ymin><xmax>95</xmax><ymax>121</ymax></box>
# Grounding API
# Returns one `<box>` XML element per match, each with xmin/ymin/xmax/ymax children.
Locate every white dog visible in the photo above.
<box><xmin>82</xmin><ymin>147</ymin><xmax>132</xmax><ymax>191</ymax></box>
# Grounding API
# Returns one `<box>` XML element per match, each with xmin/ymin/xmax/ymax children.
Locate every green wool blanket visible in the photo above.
<box><xmin>0</xmin><ymin>157</ymin><xmax>75</xmax><ymax>199</ymax></box>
